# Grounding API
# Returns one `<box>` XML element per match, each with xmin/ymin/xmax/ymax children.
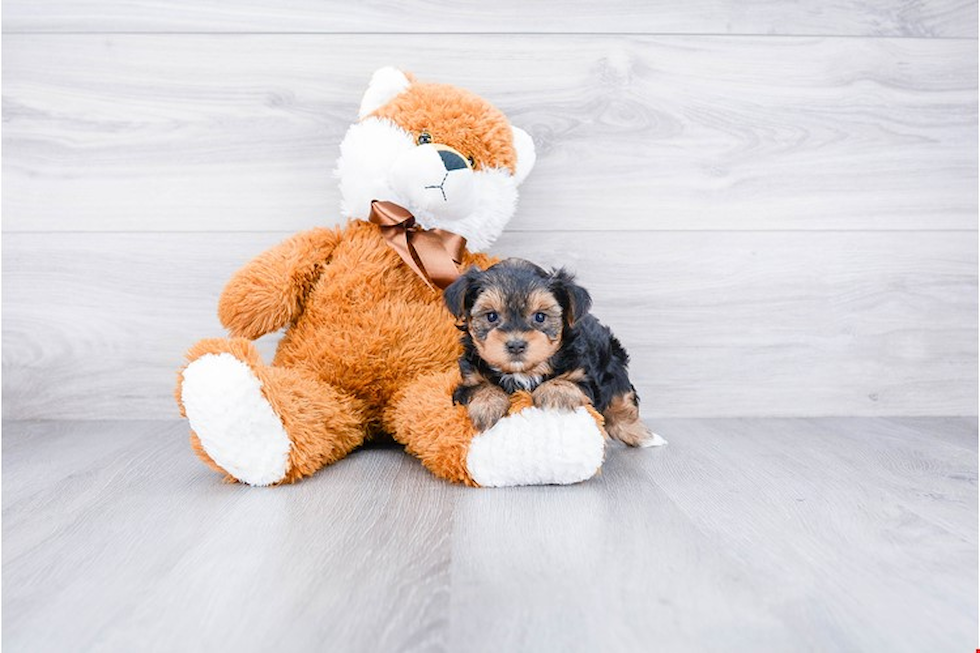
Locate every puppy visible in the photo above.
<box><xmin>444</xmin><ymin>258</ymin><xmax>657</xmax><ymax>446</ymax></box>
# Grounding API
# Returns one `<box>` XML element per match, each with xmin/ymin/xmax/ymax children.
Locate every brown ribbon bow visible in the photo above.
<box><xmin>368</xmin><ymin>200</ymin><xmax>467</xmax><ymax>290</ymax></box>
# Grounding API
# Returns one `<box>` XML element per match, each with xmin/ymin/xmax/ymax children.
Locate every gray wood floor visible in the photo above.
<box><xmin>3</xmin><ymin>417</ymin><xmax>975</xmax><ymax>652</ymax></box>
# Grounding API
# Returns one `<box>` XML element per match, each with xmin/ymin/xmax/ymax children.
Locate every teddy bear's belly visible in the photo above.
<box><xmin>272</xmin><ymin>288</ymin><xmax>461</xmax><ymax>411</ymax></box>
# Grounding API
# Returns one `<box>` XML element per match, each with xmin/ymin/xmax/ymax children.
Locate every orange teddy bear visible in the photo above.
<box><xmin>176</xmin><ymin>68</ymin><xmax>608</xmax><ymax>487</ymax></box>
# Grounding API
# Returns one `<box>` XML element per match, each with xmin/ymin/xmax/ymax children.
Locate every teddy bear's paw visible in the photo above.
<box><xmin>465</xmin><ymin>406</ymin><xmax>605</xmax><ymax>487</ymax></box>
<box><xmin>180</xmin><ymin>353</ymin><xmax>292</xmax><ymax>486</ymax></box>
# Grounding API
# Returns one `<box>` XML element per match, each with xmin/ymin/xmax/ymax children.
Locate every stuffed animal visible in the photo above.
<box><xmin>176</xmin><ymin>68</ymin><xmax>607</xmax><ymax>487</ymax></box>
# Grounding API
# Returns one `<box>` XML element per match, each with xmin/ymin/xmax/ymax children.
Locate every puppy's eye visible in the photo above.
<box><xmin>534</xmin><ymin>312</ymin><xmax>547</xmax><ymax>323</ymax></box>
<box><xmin>467</xmin><ymin>155</ymin><xmax>475</xmax><ymax>167</ymax></box>
<box><xmin>486</xmin><ymin>311</ymin><xmax>499</xmax><ymax>323</ymax></box>
<box><xmin>417</xmin><ymin>131</ymin><xmax>432</xmax><ymax>145</ymax></box>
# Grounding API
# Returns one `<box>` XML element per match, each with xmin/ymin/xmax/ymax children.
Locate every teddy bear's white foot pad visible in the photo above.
<box><xmin>181</xmin><ymin>353</ymin><xmax>291</xmax><ymax>486</ymax></box>
<box><xmin>466</xmin><ymin>407</ymin><xmax>605</xmax><ymax>487</ymax></box>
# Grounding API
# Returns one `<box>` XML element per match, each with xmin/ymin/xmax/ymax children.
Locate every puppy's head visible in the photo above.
<box><xmin>444</xmin><ymin>259</ymin><xmax>592</xmax><ymax>373</ymax></box>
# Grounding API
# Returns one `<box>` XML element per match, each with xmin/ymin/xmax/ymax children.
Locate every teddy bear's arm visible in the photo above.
<box><xmin>218</xmin><ymin>227</ymin><xmax>342</xmax><ymax>339</ymax></box>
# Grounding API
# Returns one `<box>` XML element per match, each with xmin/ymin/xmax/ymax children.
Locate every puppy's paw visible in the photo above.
<box><xmin>467</xmin><ymin>384</ymin><xmax>511</xmax><ymax>431</ymax></box>
<box><xmin>532</xmin><ymin>379</ymin><xmax>589</xmax><ymax>412</ymax></box>
<box><xmin>602</xmin><ymin>391</ymin><xmax>667</xmax><ymax>447</ymax></box>
<box><xmin>609</xmin><ymin>420</ymin><xmax>667</xmax><ymax>447</ymax></box>
<box><xmin>639</xmin><ymin>430</ymin><xmax>668</xmax><ymax>447</ymax></box>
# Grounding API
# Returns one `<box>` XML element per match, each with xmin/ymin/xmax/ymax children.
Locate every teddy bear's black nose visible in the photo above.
<box><xmin>438</xmin><ymin>149</ymin><xmax>468</xmax><ymax>171</ymax></box>
<box><xmin>506</xmin><ymin>339</ymin><xmax>528</xmax><ymax>356</ymax></box>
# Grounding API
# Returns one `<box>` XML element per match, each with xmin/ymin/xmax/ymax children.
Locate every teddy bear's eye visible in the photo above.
<box><xmin>467</xmin><ymin>155</ymin><xmax>475</xmax><ymax>167</ymax></box>
<box><xmin>417</xmin><ymin>131</ymin><xmax>432</xmax><ymax>145</ymax></box>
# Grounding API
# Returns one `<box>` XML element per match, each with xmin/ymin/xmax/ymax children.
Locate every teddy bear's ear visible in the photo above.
<box><xmin>511</xmin><ymin>126</ymin><xmax>537</xmax><ymax>186</ymax></box>
<box><xmin>358</xmin><ymin>67</ymin><xmax>412</xmax><ymax>119</ymax></box>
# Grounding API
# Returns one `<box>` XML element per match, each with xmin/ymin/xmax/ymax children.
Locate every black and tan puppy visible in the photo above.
<box><xmin>444</xmin><ymin>258</ymin><xmax>657</xmax><ymax>446</ymax></box>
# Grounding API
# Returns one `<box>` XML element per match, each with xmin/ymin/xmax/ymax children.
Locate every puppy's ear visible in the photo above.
<box><xmin>550</xmin><ymin>268</ymin><xmax>592</xmax><ymax>326</ymax></box>
<box><xmin>443</xmin><ymin>267</ymin><xmax>483</xmax><ymax>319</ymax></box>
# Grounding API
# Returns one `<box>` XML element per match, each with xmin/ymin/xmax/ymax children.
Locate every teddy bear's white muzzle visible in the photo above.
<box><xmin>389</xmin><ymin>144</ymin><xmax>476</xmax><ymax>221</ymax></box>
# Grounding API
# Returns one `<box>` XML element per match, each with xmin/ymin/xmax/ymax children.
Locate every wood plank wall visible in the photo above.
<box><xmin>3</xmin><ymin>2</ymin><xmax>977</xmax><ymax>419</ymax></box>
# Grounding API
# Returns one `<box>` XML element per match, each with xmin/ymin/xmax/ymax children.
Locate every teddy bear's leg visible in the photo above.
<box><xmin>176</xmin><ymin>338</ymin><xmax>368</xmax><ymax>486</ymax></box>
<box><xmin>385</xmin><ymin>369</ymin><xmax>482</xmax><ymax>486</ymax></box>
<box><xmin>387</xmin><ymin>369</ymin><xmax>607</xmax><ymax>487</ymax></box>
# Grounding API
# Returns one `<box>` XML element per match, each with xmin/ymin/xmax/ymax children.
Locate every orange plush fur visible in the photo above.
<box><xmin>176</xmin><ymin>221</ymin><xmax>497</xmax><ymax>485</ymax></box>
<box><xmin>372</xmin><ymin>82</ymin><xmax>518</xmax><ymax>174</ymax></box>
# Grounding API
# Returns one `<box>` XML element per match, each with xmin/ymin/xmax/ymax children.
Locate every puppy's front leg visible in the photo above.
<box><xmin>532</xmin><ymin>373</ymin><xmax>591</xmax><ymax>412</ymax></box>
<box><xmin>456</xmin><ymin>382</ymin><xmax>511</xmax><ymax>431</ymax></box>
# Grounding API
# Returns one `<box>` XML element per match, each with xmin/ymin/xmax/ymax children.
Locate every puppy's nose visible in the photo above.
<box><xmin>438</xmin><ymin>149</ymin><xmax>468</xmax><ymax>171</ymax></box>
<box><xmin>506</xmin><ymin>339</ymin><xmax>528</xmax><ymax>356</ymax></box>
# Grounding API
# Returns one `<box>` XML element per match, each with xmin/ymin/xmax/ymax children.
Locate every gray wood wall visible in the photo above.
<box><xmin>3</xmin><ymin>2</ymin><xmax>977</xmax><ymax>420</ymax></box>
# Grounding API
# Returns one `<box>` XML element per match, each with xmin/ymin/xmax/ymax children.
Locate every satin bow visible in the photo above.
<box><xmin>368</xmin><ymin>200</ymin><xmax>467</xmax><ymax>290</ymax></box>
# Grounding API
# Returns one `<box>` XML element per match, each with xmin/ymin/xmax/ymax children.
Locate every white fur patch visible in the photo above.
<box><xmin>511</xmin><ymin>126</ymin><xmax>537</xmax><ymax>186</ymax></box>
<box><xmin>466</xmin><ymin>407</ymin><xmax>606</xmax><ymax>487</ymax></box>
<box><xmin>336</xmin><ymin>118</ymin><xmax>415</xmax><ymax>220</ymax></box>
<box><xmin>499</xmin><ymin>372</ymin><xmax>543</xmax><ymax>391</ymax></box>
<box><xmin>641</xmin><ymin>431</ymin><xmax>668</xmax><ymax>447</ymax></box>
<box><xmin>335</xmin><ymin>118</ymin><xmax>518</xmax><ymax>252</ymax></box>
<box><xmin>358</xmin><ymin>66</ymin><xmax>411</xmax><ymax>119</ymax></box>
<box><xmin>180</xmin><ymin>353</ymin><xmax>292</xmax><ymax>486</ymax></box>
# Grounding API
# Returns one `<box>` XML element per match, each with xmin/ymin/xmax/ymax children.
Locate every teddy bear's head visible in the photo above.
<box><xmin>336</xmin><ymin>67</ymin><xmax>536</xmax><ymax>252</ymax></box>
